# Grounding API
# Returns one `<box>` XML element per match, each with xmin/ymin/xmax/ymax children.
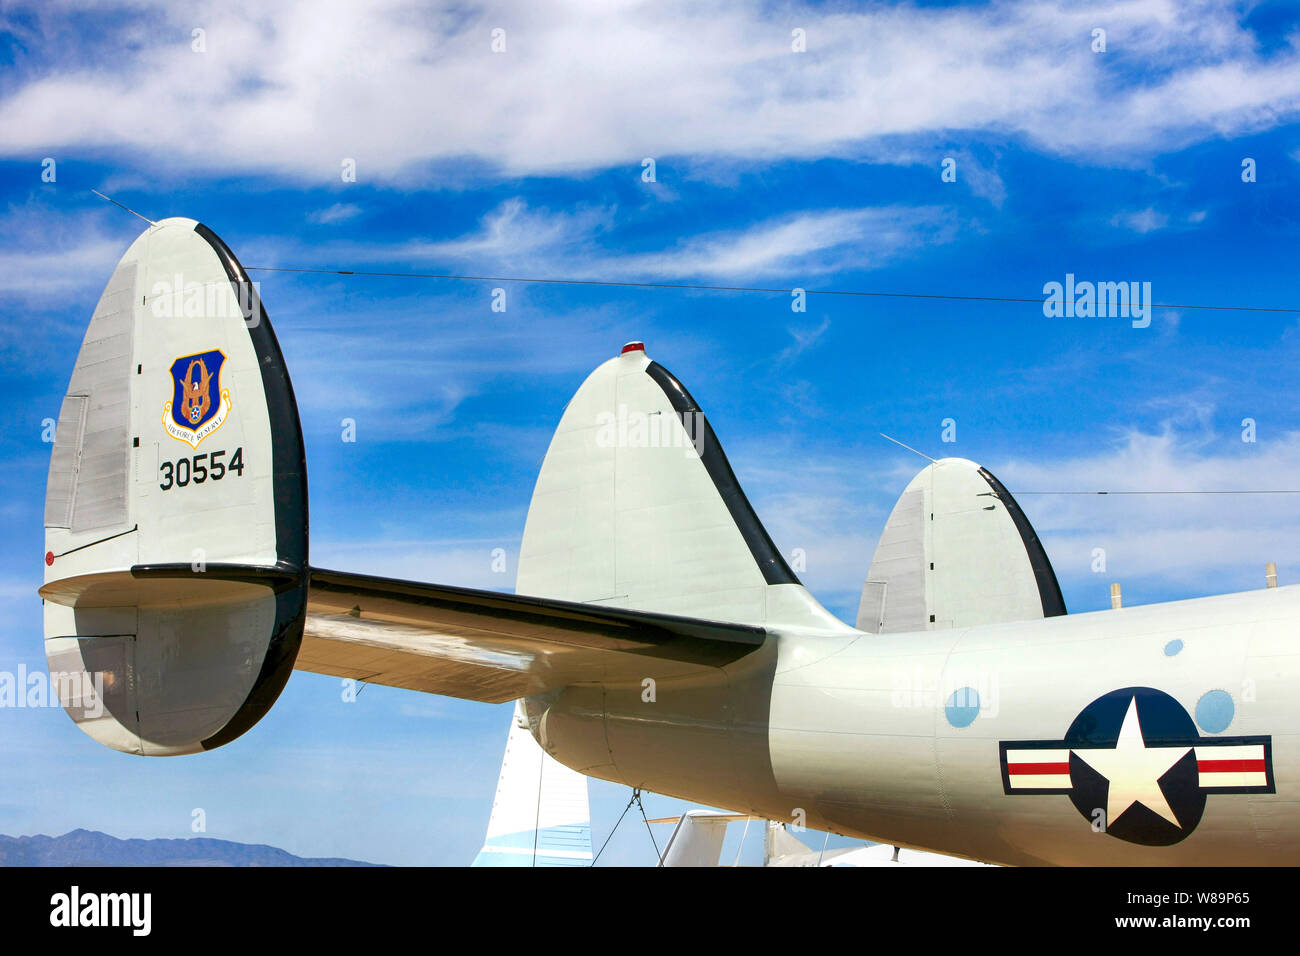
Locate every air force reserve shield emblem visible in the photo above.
<box><xmin>999</xmin><ymin>686</ymin><xmax>1273</xmax><ymax>846</ymax></box>
<box><xmin>162</xmin><ymin>349</ymin><xmax>232</xmax><ymax>448</ymax></box>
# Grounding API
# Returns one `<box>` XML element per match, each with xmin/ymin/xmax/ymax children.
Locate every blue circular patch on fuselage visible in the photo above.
<box><xmin>1164</xmin><ymin>639</ymin><xmax>1183</xmax><ymax>656</ymax></box>
<box><xmin>945</xmin><ymin>687</ymin><xmax>980</xmax><ymax>728</ymax></box>
<box><xmin>1195</xmin><ymin>689</ymin><xmax>1234</xmax><ymax>734</ymax></box>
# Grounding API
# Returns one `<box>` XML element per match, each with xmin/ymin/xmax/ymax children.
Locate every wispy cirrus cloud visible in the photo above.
<box><xmin>726</xmin><ymin>407</ymin><xmax>1300</xmax><ymax>622</ymax></box>
<box><xmin>776</xmin><ymin>317</ymin><xmax>831</xmax><ymax>364</ymax></box>
<box><xmin>0</xmin><ymin>202</ymin><xmax>132</xmax><ymax>299</ymax></box>
<box><xmin>996</xmin><ymin>425</ymin><xmax>1300</xmax><ymax>600</ymax></box>
<box><xmin>321</xmin><ymin>199</ymin><xmax>961</xmax><ymax>281</ymax></box>
<box><xmin>307</xmin><ymin>202</ymin><xmax>362</xmax><ymax>225</ymax></box>
<box><xmin>608</xmin><ymin>206</ymin><xmax>961</xmax><ymax>280</ymax></box>
<box><xmin>394</xmin><ymin>198</ymin><xmax>613</xmax><ymax>263</ymax></box>
<box><xmin>1111</xmin><ymin>206</ymin><xmax>1171</xmax><ymax>234</ymax></box>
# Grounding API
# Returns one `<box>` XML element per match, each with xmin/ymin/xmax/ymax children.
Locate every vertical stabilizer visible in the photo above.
<box><xmin>654</xmin><ymin>810</ymin><xmax>752</xmax><ymax>866</ymax></box>
<box><xmin>41</xmin><ymin>218</ymin><xmax>308</xmax><ymax>755</ymax></box>
<box><xmin>858</xmin><ymin>458</ymin><xmax>1064</xmax><ymax>632</ymax></box>
<box><xmin>517</xmin><ymin>343</ymin><xmax>846</xmax><ymax>631</ymax></box>
<box><xmin>472</xmin><ymin>701</ymin><xmax>593</xmax><ymax>867</ymax></box>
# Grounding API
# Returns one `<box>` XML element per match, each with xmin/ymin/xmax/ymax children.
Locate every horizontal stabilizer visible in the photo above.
<box><xmin>298</xmin><ymin>569</ymin><xmax>765</xmax><ymax>703</ymax></box>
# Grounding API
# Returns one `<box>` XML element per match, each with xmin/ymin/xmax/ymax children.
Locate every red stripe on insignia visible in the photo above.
<box><xmin>1198</xmin><ymin>759</ymin><xmax>1266</xmax><ymax>773</ymax></box>
<box><xmin>1008</xmin><ymin>762</ymin><xmax>1071</xmax><ymax>775</ymax></box>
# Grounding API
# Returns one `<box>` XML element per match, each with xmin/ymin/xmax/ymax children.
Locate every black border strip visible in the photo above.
<box><xmin>1195</xmin><ymin>735</ymin><xmax>1276</xmax><ymax>794</ymax></box>
<box><xmin>131</xmin><ymin>561</ymin><xmax>302</xmax><ymax>593</ymax></box>
<box><xmin>309</xmin><ymin>570</ymin><xmax>762</xmax><ymax>670</ymax></box>
<box><xmin>309</xmin><ymin>568</ymin><xmax>766</xmax><ymax>646</ymax></box>
<box><xmin>192</xmin><ymin>222</ymin><xmax>309</xmax><ymax>750</ymax></box>
<box><xmin>977</xmin><ymin>466</ymin><xmax>1067</xmax><ymax>617</ymax></box>
<box><xmin>192</xmin><ymin>223</ymin><xmax>309</xmax><ymax>572</ymax></box>
<box><xmin>998</xmin><ymin>739</ymin><xmax>1073</xmax><ymax>795</ymax></box>
<box><xmin>644</xmin><ymin>362</ymin><xmax>799</xmax><ymax>586</ymax></box>
<box><xmin>52</xmin><ymin>524</ymin><xmax>138</xmax><ymax>559</ymax></box>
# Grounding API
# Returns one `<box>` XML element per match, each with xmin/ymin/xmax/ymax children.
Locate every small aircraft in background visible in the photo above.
<box><xmin>472</xmin><ymin>702</ymin><xmax>593</xmax><ymax>867</ymax></box>
<box><xmin>471</xmin><ymin>702</ymin><xmax>982</xmax><ymax>867</ymax></box>
<box><xmin>649</xmin><ymin>811</ymin><xmax>988</xmax><ymax>868</ymax></box>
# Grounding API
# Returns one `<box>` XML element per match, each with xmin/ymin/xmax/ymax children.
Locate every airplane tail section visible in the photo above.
<box><xmin>41</xmin><ymin>217</ymin><xmax>308</xmax><ymax>755</ymax></box>
<box><xmin>41</xmin><ymin>220</ymin><xmax>819</xmax><ymax>764</ymax></box>
<box><xmin>516</xmin><ymin>344</ymin><xmax>846</xmax><ymax>630</ymax></box>
<box><xmin>857</xmin><ymin>457</ymin><xmax>1064</xmax><ymax>632</ymax></box>
<box><xmin>472</xmin><ymin>701</ymin><xmax>593</xmax><ymax>867</ymax></box>
<box><xmin>649</xmin><ymin>809</ymin><xmax>752</xmax><ymax>867</ymax></box>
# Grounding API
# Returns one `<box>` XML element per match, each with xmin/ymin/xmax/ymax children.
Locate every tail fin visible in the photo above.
<box><xmin>857</xmin><ymin>457</ymin><xmax>1064</xmax><ymax>632</ymax></box>
<box><xmin>472</xmin><ymin>701</ymin><xmax>593</xmax><ymax>867</ymax></box>
<box><xmin>763</xmin><ymin>820</ymin><xmax>815</xmax><ymax>865</ymax></box>
<box><xmin>650</xmin><ymin>809</ymin><xmax>752</xmax><ymax>867</ymax></box>
<box><xmin>516</xmin><ymin>343</ymin><xmax>845</xmax><ymax>630</ymax></box>
<box><xmin>41</xmin><ymin>218</ymin><xmax>308</xmax><ymax>755</ymax></box>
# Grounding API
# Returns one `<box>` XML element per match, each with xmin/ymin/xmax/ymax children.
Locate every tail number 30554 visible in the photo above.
<box><xmin>159</xmin><ymin>447</ymin><xmax>245</xmax><ymax>491</ymax></box>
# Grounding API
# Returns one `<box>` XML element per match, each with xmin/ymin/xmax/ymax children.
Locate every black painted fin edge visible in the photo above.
<box><xmin>191</xmin><ymin>222</ymin><xmax>310</xmax><ymax>750</ymax></box>
<box><xmin>977</xmin><ymin>466</ymin><xmax>1067</xmax><ymax>617</ymax></box>
<box><xmin>643</xmin><ymin>361</ymin><xmax>799</xmax><ymax>587</ymax></box>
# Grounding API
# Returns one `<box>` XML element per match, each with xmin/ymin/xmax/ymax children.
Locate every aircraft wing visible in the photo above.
<box><xmin>298</xmin><ymin>568</ymin><xmax>767</xmax><ymax>703</ymax></box>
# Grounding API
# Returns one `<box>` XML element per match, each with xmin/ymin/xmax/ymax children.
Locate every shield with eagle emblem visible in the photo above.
<box><xmin>163</xmin><ymin>348</ymin><xmax>232</xmax><ymax>447</ymax></box>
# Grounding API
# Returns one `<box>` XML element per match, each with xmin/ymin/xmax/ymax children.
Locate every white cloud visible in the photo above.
<box><xmin>726</xmin><ymin>412</ymin><xmax>1300</xmax><ymax>622</ymax></box>
<box><xmin>0</xmin><ymin>237</ymin><xmax>124</xmax><ymax>296</ymax></box>
<box><xmin>988</xmin><ymin>425</ymin><xmax>1300</xmax><ymax>600</ymax></box>
<box><xmin>608</xmin><ymin>206</ymin><xmax>959</xmax><ymax>279</ymax></box>
<box><xmin>777</xmin><ymin>317</ymin><xmax>831</xmax><ymax>364</ymax></box>
<box><xmin>291</xmin><ymin>199</ymin><xmax>960</xmax><ymax>280</ymax></box>
<box><xmin>3</xmin><ymin>1</ymin><xmax>1298</xmax><ymax>181</ymax></box>
<box><xmin>308</xmin><ymin>203</ymin><xmax>362</xmax><ymax>225</ymax></box>
<box><xmin>279</xmin><ymin>289</ymin><xmax>638</xmax><ymax>440</ymax></box>
<box><xmin>1111</xmin><ymin>206</ymin><xmax>1171</xmax><ymax>233</ymax></box>
<box><xmin>394</xmin><ymin>198</ymin><xmax>612</xmax><ymax>263</ymax></box>
<box><xmin>0</xmin><ymin>202</ymin><xmax>132</xmax><ymax>299</ymax></box>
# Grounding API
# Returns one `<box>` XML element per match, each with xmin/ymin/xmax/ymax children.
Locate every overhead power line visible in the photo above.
<box><xmin>871</xmin><ymin>438</ymin><xmax>1300</xmax><ymax>495</ymax></box>
<box><xmin>1014</xmin><ymin>489</ymin><xmax>1300</xmax><ymax>495</ymax></box>
<box><xmin>85</xmin><ymin>191</ymin><xmax>1300</xmax><ymax>314</ymax></box>
<box><xmin>243</xmin><ymin>265</ymin><xmax>1300</xmax><ymax>315</ymax></box>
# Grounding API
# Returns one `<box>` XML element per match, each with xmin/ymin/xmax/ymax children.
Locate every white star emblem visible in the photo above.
<box><xmin>1072</xmin><ymin>696</ymin><xmax>1190</xmax><ymax>828</ymax></box>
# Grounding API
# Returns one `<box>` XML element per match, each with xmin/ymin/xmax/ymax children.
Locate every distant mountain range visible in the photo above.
<box><xmin>0</xmin><ymin>828</ymin><xmax>383</xmax><ymax>866</ymax></box>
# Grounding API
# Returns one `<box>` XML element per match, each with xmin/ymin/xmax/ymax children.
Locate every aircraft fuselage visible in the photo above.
<box><xmin>531</xmin><ymin>585</ymin><xmax>1299</xmax><ymax>866</ymax></box>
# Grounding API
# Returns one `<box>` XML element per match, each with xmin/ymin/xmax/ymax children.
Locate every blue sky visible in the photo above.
<box><xmin>4</xmin><ymin>0</ymin><xmax>1300</xmax><ymax>865</ymax></box>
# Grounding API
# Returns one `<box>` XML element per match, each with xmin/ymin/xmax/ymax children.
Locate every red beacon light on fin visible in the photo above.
<box><xmin>621</xmin><ymin>341</ymin><xmax>645</xmax><ymax>354</ymax></box>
